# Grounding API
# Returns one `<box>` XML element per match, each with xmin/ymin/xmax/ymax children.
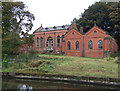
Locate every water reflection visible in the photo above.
<box><xmin>18</xmin><ymin>84</ymin><xmax>33</xmax><ymax>91</ymax></box>
<box><xmin>2</xmin><ymin>76</ymin><xmax>119</xmax><ymax>90</ymax></box>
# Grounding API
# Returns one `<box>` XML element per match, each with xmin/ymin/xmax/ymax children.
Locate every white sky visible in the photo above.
<box><xmin>19</xmin><ymin>0</ymin><xmax>100</xmax><ymax>34</ymax></box>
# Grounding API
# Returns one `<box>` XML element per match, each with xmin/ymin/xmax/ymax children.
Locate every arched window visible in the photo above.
<box><xmin>88</xmin><ymin>40</ymin><xmax>93</xmax><ymax>49</ymax></box>
<box><xmin>57</xmin><ymin>35</ymin><xmax>60</xmax><ymax>47</ymax></box>
<box><xmin>40</xmin><ymin>37</ymin><xmax>43</xmax><ymax>48</ymax></box>
<box><xmin>94</xmin><ymin>31</ymin><xmax>97</xmax><ymax>34</ymax></box>
<box><xmin>76</xmin><ymin>41</ymin><xmax>79</xmax><ymax>50</ymax></box>
<box><xmin>36</xmin><ymin>37</ymin><xmax>39</xmax><ymax>48</ymax></box>
<box><xmin>46</xmin><ymin>37</ymin><xmax>53</xmax><ymax>48</ymax></box>
<box><xmin>67</xmin><ymin>41</ymin><xmax>71</xmax><ymax>50</ymax></box>
<box><xmin>98</xmin><ymin>40</ymin><xmax>102</xmax><ymax>49</ymax></box>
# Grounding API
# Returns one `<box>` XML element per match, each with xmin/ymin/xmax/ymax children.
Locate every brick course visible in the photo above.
<box><xmin>20</xmin><ymin>23</ymin><xmax>118</xmax><ymax>58</ymax></box>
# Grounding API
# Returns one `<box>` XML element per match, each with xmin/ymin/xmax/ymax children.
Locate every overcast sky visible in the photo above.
<box><xmin>19</xmin><ymin>0</ymin><xmax>100</xmax><ymax>34</ymax></box>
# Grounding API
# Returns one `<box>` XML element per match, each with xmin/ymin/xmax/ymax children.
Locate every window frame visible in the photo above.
<box><xmin>98</xmin><ymin>40</ymin><xmax>102</xmax><ymax>49</ymax></box>
<box><xmin>75</xmin><ymin>41</ymin><xmax>79</xmax><ymax>50</ymax></box>
<box><xmin>40</xmin><ymin>37</ymin><xmax>43</xmax><ymax>48</ymax></box>
<box><xmin>36</xmin><ymin>37</ymin><xmax>39</xmax><ymax>48</ymax></box>
<box><xmin>88</xmin><ymin>40</ymin><xmax>93</xmax><ymax>49</ymax></box>
<box><xmin>62</xmin><ymin>35</ymin><xmax>64</xmax><ymax>41</ymax></box>
<box><xmin>28</xmin><ymin>46</ymin><xmax>31</xmax><ymax>51</ymax></box>
<box><xmin>57</xmin><ymin>35</ymin><xmax>60</xmax><ymax>48</ymax></box>
<box><xmin>94</xmin><ymin>31</ymin><xmax>97</xmax><ymax>34</ymax></box>
<box><xmin>23</xmin><ymin>46</ymin><xmax>26</xmax><ymax>51</ymax></box>
<box><xmin>67</xmin><ymin>41</ymin><xmax>71</xmax><ymax>50</ymax></box>
<box><xmin>21</xmin><ymin>47</ymin><xmax>23</xmax><ymax>51</ymax></box>
<box><xmin>46</xmin><ymin>37</ymin><xmax>53</xmax><ymax>48</ymax></box>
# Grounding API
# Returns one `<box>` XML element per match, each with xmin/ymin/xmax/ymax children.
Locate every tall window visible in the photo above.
<box><xmin>57</xmin><ymin>35</ymin><xmax>60</xmax><ymax>47</ymax></box>
<box><xmin>88</xmin><ymin>40</ymin><xmax>93</xmax><ymax>49</ymax></box>
<box><xmin>76</xmin><ymin>41</ymin><xmax>79</xmax><ymax>50</ymax></box>
<box><xmin>24</xmin><ymin>47</ymin><xmax>26</xmax><ymax>51</ymax></box>
<box><xmin>67</xmin><ymin>41</ymin><xmax>71</xmax><ymax>50</ymax></box>
<box><xmin>28</xmin><ymin>46</ymin><xmax>32</xmax><ymax>51</ymax></box>
<box><xmin>98</xmin><ymin>40</ymin><xmax>102</xmax><ymax>49</ymax></box>
<box><xmin>46</xmin><ymin>37</ymin><xmax>53</xmax><ymax>48</ymax></box>
<box><xmin>21</xmin><ymin>47</ymin><xmax>23</xmax><ymax>51</ymax></box>
<box><xmin>40</xmin><ymin>37</ymin><xmax>43</xmax><ymax>48</ymax></box>
<box><xmin>36</xmin><ymin>37</ymin><xmax>39</xmax><ymax>48</ymax></box>
<box><xmin>62</xmin><ymin>35</ymin><xmax>64</xmax><ymax>40</ymax></box>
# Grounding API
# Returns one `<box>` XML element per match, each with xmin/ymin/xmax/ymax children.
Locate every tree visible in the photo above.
<box><xmin>2</xmin><ymin>1</ymin><xmax>35</xmax><ymax>55</ymax></box>
<box><xmin>75</xmin><ymin>2</ymin><xmax>120</xmax><ymax>50</ymax></box>
<box><xmin>22</xmin><ymin>34</ymin><xmax>34</xmax><ymax>46</ymax></box>
<box><xmin>2</xmin><ymin>32</ymin><xmax>21</xmax><ymax>55</ymax></box>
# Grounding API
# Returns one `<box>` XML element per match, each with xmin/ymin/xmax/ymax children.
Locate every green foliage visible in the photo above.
<box><xmin>111</xmin><ymin>51</ymin><xmax>120</xmax><ymax>57</ymax></box>
<box><xmin>2</xmin><ymin>2</ymin><xmax>35</xmax><ymax>55</ymax></box>
<box><xmin>18</xmin><ymin>51</ymin><xmax>38</xmax><ymax>62</ymax></box>
<box><xmin>75</xmin><ymin>2</ymin><xmax>120</xmax><ymax>50</ymax></box>
<box><xmin>2</xmin><ymin>32</ymin><xmax>21</xmax><ymax>55</ymax></box>
<box><xmin>2</xmin><ymin>54</ymin><xmax>118</xmax><ymax>78</ymax></box>
<box><xmin>3</xmin><ymin>54</ymin><xmax>8</xmax><ymax>68</ymax></box>
<box><xmin>2</xmin><ymin>2</ymin><xmax>35</xmax><ymax>37</ymax></box>
<box><xmin>40</xmin><ymin>64</ymin><xmax>55</xmax><ymax>72</ymax></box>
<box><xmin>76</xmin><ymin>2</ymin><xmax>111</xmax><ymax>32</ymax></box>
<box><xmin>105</xmin><ymin>57</ymin><xmax>114</xmax><ymax>61</ymax></box>
<box><xmin>23</xmin><ymin>34</ymin><xmax>34</xmax><ymax>46</ymax></box>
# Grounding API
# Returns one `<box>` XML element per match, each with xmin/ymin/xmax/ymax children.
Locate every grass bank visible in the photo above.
<box><xmin>2</xmin><ymin>54</ymin><xmax>119</xmax><ymax>78</ymax></box>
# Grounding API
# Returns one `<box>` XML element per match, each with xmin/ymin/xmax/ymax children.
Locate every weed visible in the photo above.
<box><xmin>2</xmin><ymin>54</ymin><xmax>118</xmax><ymax>78</ymax></box>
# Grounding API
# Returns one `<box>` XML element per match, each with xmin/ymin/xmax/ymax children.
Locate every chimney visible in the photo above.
<box><xmin>80</xmin><ymin>27</ymin><xmax>84</xmax><ymax>34</ymax></box>
<box><xmin>39</xmin><ymin>24</ymin><xmax>43</xmax><ymax>30</ymax></box>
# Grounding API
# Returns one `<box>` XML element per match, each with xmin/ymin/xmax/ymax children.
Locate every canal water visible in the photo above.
<box><xmin>2</xmin><ymin>76</ymin><xmax>119</xmax><ymax>90</ymax></box>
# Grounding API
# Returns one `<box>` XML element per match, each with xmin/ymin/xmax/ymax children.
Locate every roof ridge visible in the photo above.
<box><xmin>43</xmin><ymin>25</ymin><xmax>70</xmax><ymax>28</ymax></box>
<box><xmin>34</xmin><ymin>24</ymin><xmax>70</xmax><ymax>33</ymax></box>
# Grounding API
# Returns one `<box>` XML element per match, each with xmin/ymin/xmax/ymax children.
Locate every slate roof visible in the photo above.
<box><xmin>36</xmin><ymin>25</ymin><xmax>70</xmax><ymax>32</ymax></box>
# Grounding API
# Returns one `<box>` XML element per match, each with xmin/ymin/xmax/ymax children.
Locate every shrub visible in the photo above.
<box><xmin>111</xmin><ymin>51</ymin><xmax>120</xmax><ymax>57</ymax></box>
<box><xmin>29</xmin><ymin>50</ymin><xmax>38</xmax><ymax>54</ymax></box>
<box><xmin>18</xmin><ymin>50</ymin><xmax>38</xmax><ymax>62</ymax></box>
<box><xmin>105</xmin><ymin>57</ymin><xmax>114</xmax><ymax>61</ymax></box>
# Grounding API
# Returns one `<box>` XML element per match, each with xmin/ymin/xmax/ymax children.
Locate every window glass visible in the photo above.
<box><xmin>46</xmin><ymin>37</ymin><xmax>53</xmax><ymax>48</ymax></box>
<box><xmin>57</xmin><ymin>35</ymin><xmax>60</xmax><ymax>47</ymax></box>
<box><xmin>62</xmin><ymin>35</ymin><xmax>64</xmax><ymax>40</ymax></box>
<box><xmin>67</xmin><ymin>41</ymin><xmax>71</xmax><ymax>50</ymax></box>
<box><xmin>94</xmin><ymin>31</ymin><xmax>97</xmax><ymax>34</ymax></box>
<box><xmin>36</xmin><ymin>37</ymin><xmax>39</xmax><ymax>48</ymax></box>
<box><xmin>76</xmin><ymin>41</ymin><xmax>79</xmax><ymax>50</ymax></box>
<box><xmin>98</xmin><ymin>40</ymin><xmax>102</xmax><ymax>49</ymax></box>
<box><xmin>40</xmin><ymin>37</ymin><xmax>43</xmax><ymax>48</ymax></box>
<box><xmin>88</xmin><ymin>40</ymin><xmax>93</xmax><ymax>49</ymax></box>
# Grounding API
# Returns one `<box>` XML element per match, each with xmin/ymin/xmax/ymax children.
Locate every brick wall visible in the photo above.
<box><xmin>33</xmin><ymin>29</ymin><xmax>68</xmax><ymax>53</ymax></box>
<box><xmin>20</xmin><ymin>24</ymin><xmax>118</xmax><ymax>58</ymax></box>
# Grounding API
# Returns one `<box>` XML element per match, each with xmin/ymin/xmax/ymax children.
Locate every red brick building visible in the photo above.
<box><xmin>20</xmin><ymin>23</ymin><xmax>118</xmax><ymax>58</ymax></box>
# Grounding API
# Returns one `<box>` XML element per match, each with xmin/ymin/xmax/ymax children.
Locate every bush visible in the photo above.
<box><xmin>17</xmin><ymin>50</ymin><xmax>38</xmax><ymax>62</ymax></box>
<box><xmin>29</xmin><ymin>50</ymin><xmax>38</xmax><ymax>54</ymax></box>
<box><xmin>111</xmin><ymin>51</ymin><xmax>120</xmax><ymax>57</ymax></box>
<box><xmin>105</xmin><ymin>57</ymin><xmax>114</xmax><ymax>61</ymax></box>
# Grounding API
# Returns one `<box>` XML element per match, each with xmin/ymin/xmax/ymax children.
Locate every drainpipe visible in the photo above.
<box><xmin>44</xmin><ymin>33</ymin><xmax>45</xmax><ymax>49</ymax></box>
<box><xmin>82</xmin><ymin>37</ymin><xmax>85</xmax><ymax>57</ymax></box>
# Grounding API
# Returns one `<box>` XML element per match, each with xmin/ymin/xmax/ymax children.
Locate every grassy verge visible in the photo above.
<box><xmin>2</xmin><ymin>54</ymin><xmax>119</xmax><ymax>78</ymax></box>
<box><xmin>0</xmin><ymin>61</ymin><xmax>2</xmax><ymax>72</ymax></box>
